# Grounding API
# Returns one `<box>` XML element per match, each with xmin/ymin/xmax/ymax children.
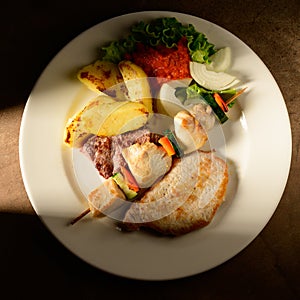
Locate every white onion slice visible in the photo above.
<box><xmin>206</xmin><ymin>47</ymin><xmax>232</xmax><ymax>72</ymax></box>
<box><xmin>190</xmin><ymin>61</ymin><xmax>239</xmax><ymax>90</ymax></box>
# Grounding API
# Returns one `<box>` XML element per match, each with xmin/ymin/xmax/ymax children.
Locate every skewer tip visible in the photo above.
<box><xmin>69</xmin><ymin>208</ymin><xmax>91</xmax><ymax>225</ymax></box>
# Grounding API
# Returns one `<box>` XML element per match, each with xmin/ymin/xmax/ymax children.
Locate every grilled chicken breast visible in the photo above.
<box><xmin>174</xmin><ymin>110</ymin><xmax>208</xmax><ymax>154</ymax></box>
<box><xmin>189</xmin><ymin>101</ymin><xmax>216</xmax><ymax>131</ymax></box>
<box><xmin>122</xmin><ymin>151</ymin><xmax>228</xmax><ymax>235</ymax></box>
<box><xmin>122</xmin><ymin>142</ymin><xmax>172</xmax><ymax>188</ymax></box>
<box><xmin>88</xmin><ymin>177</ymin><xmax>126</xmax><ymax>217</ymax></box>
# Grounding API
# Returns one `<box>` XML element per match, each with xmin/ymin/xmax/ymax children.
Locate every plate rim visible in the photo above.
<box><xmin>19</xmin><ymin>10</ymin><xmax>292</xmax><ymax>280</ymax></box>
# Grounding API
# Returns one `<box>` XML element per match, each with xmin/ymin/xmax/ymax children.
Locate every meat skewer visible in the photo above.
<box><xmin>69</xmin><ymin>104</ymin><xmax>226</xmax><ymax>231</ymax></box>
<box><xmin>70</xmin><ymin>139</ymin><xmax>174</xmax><ymax>225</ymax></box>
<box><xmin>70</xmin><ymin>208</ymin><xmax>91</xmax><ymax>225</ymax></box>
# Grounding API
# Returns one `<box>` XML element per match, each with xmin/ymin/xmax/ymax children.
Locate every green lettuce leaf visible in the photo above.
<box><xmin>101</xmin><ymin>17</ymin><xmax>216</xmax><ymax>64</ymax></box>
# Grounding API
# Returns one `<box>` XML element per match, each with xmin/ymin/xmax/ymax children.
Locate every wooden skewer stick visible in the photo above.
<box><xmin>226</xmin><ymin>87</ymin><xmax>247</xmax><ymax>105</ymax></box>
<box><xmin>70</xmin><ymin>208</ymin><xmax>91</xmax><ymax>225</ymax></box>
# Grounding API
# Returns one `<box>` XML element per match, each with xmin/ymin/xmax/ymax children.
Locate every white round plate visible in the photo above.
<box><xmin>19</xmin><ymin>11</ymin><xmax>292</xmax><ymax>280</ymax></box>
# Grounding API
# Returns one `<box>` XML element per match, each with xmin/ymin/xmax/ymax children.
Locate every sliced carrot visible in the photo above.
<box><xmin>121</xmin><ymin>166</ymin><xmax>139</xmax><ymax>192</ymax></box>
<box><xmin>158</xmin><ymin>136</ymin><xmax>176</xmax><ymax>156</ymax></box>
<box><xmin>213</xmin><ymin>93</ymin><xmax>228</xmax><ymax>112</ymax></box>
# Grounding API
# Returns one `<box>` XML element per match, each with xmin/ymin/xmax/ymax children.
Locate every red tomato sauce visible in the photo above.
<box><xmin>125</xmin><ymin>37</ymin><xmax>191</xmax><ymax>83</ymax></box>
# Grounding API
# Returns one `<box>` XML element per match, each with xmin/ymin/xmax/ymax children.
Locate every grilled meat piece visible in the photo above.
<box><xmin>81</xmin><ymin>135</ymin><xmax>113</xmax><ymax>179</ymax></box>
<box><xmin>110</xmin><ymin>128</ymin><xmax>160</xmax><ymax>174</ymax></box>
<box><xmin>189</xmin><ymin>101</ymin><xmax>216</xmax><ymax>131</ymax></box>
<box><xmin>88</xmin><ymin>177</ymin><xmax>126</xmax><ymax>217</ymax></box>
<box><xmin>174</xmin><ymin>110</ymin><xmax>208</xmax><ymax>154</ymax></box>
<box><xmin>81</xmin><ymin>128</ymin><xmax>162</xmax><ymax>179</ymax></box>
<box><xmin>122</xmin><ymin>151</ymin><xmax>228</xmax><ymax>235</ymax></box>
<box><xmin>122</xmin><ymin>142</ymin><xmax>172</xmax><ymax>188</ymax></box>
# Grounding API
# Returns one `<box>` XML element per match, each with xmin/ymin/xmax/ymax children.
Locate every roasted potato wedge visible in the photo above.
<box><xmin>118</xmin><ymin>60</ymin><xmax>153</xmax><ymax>112</ymax></box>
<box><xmin>64</xmin><ymin>95</ymin><xmax>149</xmax><ymax>147</ymax></box>
<box><xmin>77</xmin><ymin>60</ymin><xmax>128</xmax><ymax>100</ymax></box>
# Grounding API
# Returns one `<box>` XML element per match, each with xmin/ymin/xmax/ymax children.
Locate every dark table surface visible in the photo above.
<box><xmin>1</xmin><ymin>0</ymin><xmax>299</xmax><ymax>299</ymax></box>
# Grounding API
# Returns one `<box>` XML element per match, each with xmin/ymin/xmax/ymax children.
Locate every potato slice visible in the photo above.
<box><xmin>77</xmin><ymin>60</ymin><xmax>128</xmax><ymax>99</ymax></box>
<box><xmin>118</xmin><ymin>60</ymin><xmax>153</xmax><ymax>112</ymax></box>
<box><xmin>97</xmin><ymin>101</ymin><xmax>149</xmax><ymax>137</ymax></box>
<box><xmin>64</xmin><ymin>95</ymin><xmax>149</xmax><ymax>148</ymax></box>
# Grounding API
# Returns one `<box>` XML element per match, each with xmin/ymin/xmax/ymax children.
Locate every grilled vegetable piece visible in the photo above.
<box><xmin>163</xmin><ymin>129</ymin><xmax>184</xmax><ymax>158</ymax></box>
<box><xmin>112</xmin><ymin>172</ymin><xmax>138</xmax><ymax>200</ymax></box>
<box><xmin>213</xmin><ymin>93</ymin><xmax>228</xmax><ymax>112</ymax></box>
<box><xmin>120</xmin><ymin>166</ymin><xmax>140</xmax><ymax>192</ymax></box>
<box><xmin>118</xmin><ymin>60</ymin><xmax>153</xmax><ymax>112</ymax></box>
<box><xmin>64</xmin><ymin>95</ymin><xmax>150</xmax><ymax>147</ymax></box>
<box><xmin>202</xmin><ymin>93</ymin><xmax>228</xmax><ymax>124</ymax></box>
<box><xmin>77</xmin><ymin>60</ymin><xmax>127</xmax><ymax>99</ymax></box>
<box><xmin>158</xmin><ymin>136</ymin><xmax>176</xmax><ymax>156</ymax></box>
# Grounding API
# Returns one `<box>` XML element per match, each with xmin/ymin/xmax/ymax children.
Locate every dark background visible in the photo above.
<box><xmin>1</xmin><ymin>0</ymin><xmax>299</xmax><ymax>299</ymax></box>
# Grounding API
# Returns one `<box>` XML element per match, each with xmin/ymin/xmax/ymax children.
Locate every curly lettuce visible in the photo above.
<box><xmin>101</xmin><ymin>17</ymin><xmax>216</xmax><ymax>64</ymax></box>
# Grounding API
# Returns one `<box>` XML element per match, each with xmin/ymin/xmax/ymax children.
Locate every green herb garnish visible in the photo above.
<box><xmin>101</xmin><ymin>17</ymin><xmax>216</xmax><ymax>64</ymax></box>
